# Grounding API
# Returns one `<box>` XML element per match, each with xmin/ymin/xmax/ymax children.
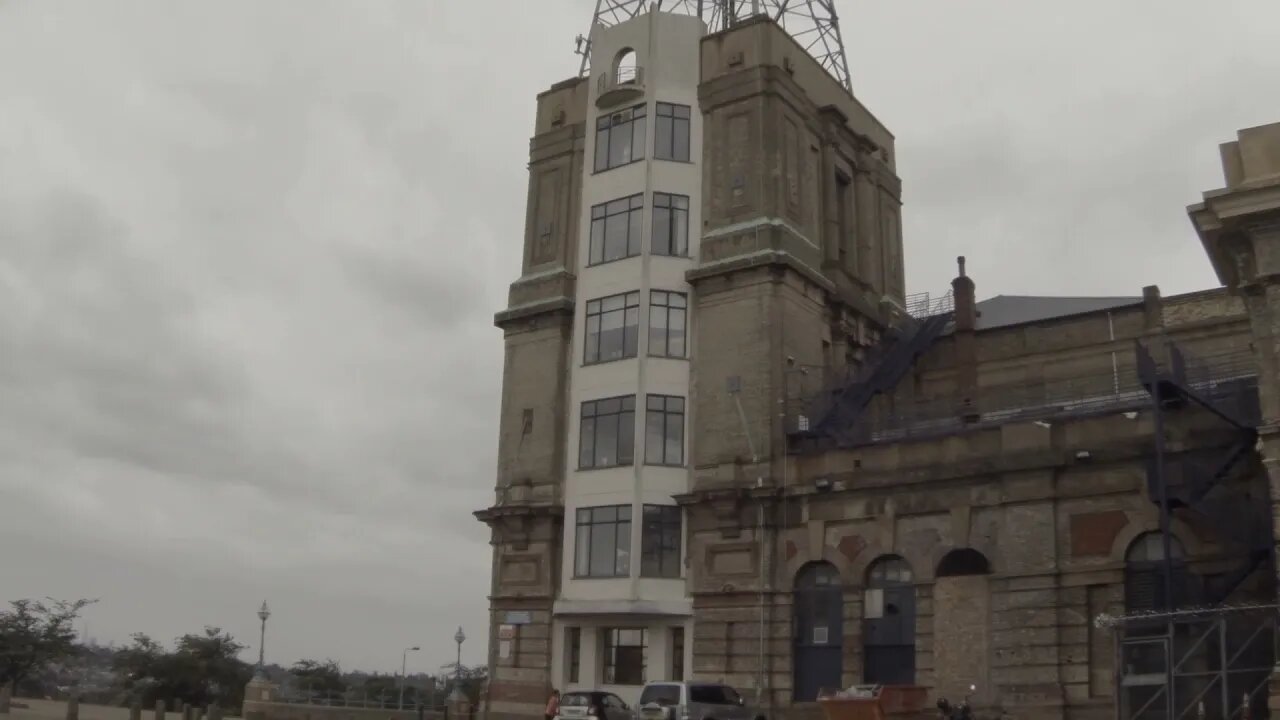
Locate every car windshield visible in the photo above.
<box><xmin>639</xmin><ymin>685</ymin><xmax>681</xmax><ymax>706</ymax></box>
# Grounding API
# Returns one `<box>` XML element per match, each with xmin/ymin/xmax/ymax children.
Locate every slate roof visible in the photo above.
<box><xmin>970</xmin><ymin>294</ymin><xmax>1142</xmax><ymax>331</ymax></box>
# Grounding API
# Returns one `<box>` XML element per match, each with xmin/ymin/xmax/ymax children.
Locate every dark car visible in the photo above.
<box><xmin>558</xmin><ymin>690</ymin><xmax>632</xmax><ymax>720</ymax></box>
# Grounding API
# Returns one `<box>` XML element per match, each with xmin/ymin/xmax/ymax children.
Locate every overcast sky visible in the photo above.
<box><xmin>0</xmin><ymin>0</ymin><xmax>1276</xmax><ymax>675</ymax></box>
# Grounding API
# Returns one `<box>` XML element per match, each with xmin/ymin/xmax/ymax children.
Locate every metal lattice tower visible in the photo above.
<box><xmin>576</xmin><ymin>0</ymin><xmax>853</xmax><ymax>92</ymax></box>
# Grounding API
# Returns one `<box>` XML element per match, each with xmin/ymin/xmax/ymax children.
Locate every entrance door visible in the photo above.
<box><xmin>863</xmin><ymin>555</ymin><xmax>916</xmax><ymax>685</ymax></box>
<box><xmin>794</xmin><ymin>562</ymin><xmax>843</xmax><ymax>701</ymax></box>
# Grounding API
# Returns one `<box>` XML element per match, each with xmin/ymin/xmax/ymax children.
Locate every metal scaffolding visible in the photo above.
<box><xmin>578</xmin><ymin>0</ymin><xmax>853</xmax><ymax>91</ymax></box>
<box><xmin>1098</xmin><ymin>604</ymin><xmax>1276</xmax><ymax>720</ymax></box>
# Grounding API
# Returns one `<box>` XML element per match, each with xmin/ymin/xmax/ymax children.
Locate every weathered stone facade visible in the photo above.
<box><xmin>478</xmin><ymin>9</ymin><xmax>1280</xmax><ymax>720</ymax></box>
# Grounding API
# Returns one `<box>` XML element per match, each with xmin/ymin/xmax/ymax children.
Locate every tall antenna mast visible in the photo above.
<box><xmin>577</xmin><ymin>0</ymin><xmax>853</xmax><ymax>92</ymax></box>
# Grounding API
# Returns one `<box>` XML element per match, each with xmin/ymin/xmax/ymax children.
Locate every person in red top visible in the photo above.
<box><xmin>545</xmin><ymin>689</ymin><xmax>561</xmax><ymax>720</ymax></box>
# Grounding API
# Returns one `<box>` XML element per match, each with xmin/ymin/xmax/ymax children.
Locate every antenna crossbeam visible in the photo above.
<box><xmin>578</xmin><ymin>0</ymin><xmax>852</xmax><ymax>92</ymax></box>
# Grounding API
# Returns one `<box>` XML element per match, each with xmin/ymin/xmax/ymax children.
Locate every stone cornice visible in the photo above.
<box><xmin>493</xmin><ymin>296</ymin><xmax>574</xmax><ymax>330</ymax></box>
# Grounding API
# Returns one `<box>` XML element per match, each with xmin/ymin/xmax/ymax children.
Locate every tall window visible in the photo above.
<box><xmin>641</xmin><ymin>505</ymin><xmax>682</xmax><ymax>578</ymax></box>
<box><xmin>603</xmin><ymin>628</ymin><xmax>647</xmax><ymax>685</ymax></box>
<box><xmin>580</xmin><ymin>396</ymin><xmax>636</xmax><ymax>469</ymax></box>
<box><xmin>652</xmin><ymin>193</ymin><xmax>690</xmax><ymax>257</ymax></box>
<box><xmin>670</xmin><ymin>627</ymin><xmax>685</xmax><ymax>681</ymax></box>
<box><xmin>589</xmin><ymin>194</ymin><xmax>644</xmax><ymax>265</ymax></box>
<box><xmin>566</xmin><ymin>627</ymin><xmax>581</xmax><ymax>683</ymax></box>
<box><xmin>648</xmin><ymin>291</ymin><xmax>687</xmax><ymax>359</ymax></box>
<box><xmin>585</xmin><ymin>291</ymin><xmax>640</xmax><ymax>364</ymax></box>
<box><xmin>645</xmin><ymin>395</ymin><xmax>685</xmax><ymax>466</ymax></box>
<box><xmin>575</xmin><ymin>505</ymin><xmax>631</xmax><ymax>578</ymax></box>
<box><xmin>595</xmin><ymin>104</ymin><xmax>647</xmax><ymax>172</ymax></box>
<box><xmin>654</xmin><ymin>103</ymin><xmax>691</xmax><ymax>162</ymax></box>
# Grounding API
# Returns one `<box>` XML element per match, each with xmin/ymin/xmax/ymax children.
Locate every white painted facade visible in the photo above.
<box><xmin>551</xmin><ymin>10</ymin><xmax>705</xmax><ymax>705</ymax></box>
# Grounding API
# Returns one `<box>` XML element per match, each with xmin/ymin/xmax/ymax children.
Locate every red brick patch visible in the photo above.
<box><xmin>837</xmin><ymin>534</ymin><xmax>866</xmax><ymax>563</ymax></box>
<box><xmin>1070</xmin><ymin>510</ymin><xmax>1129</xmax><ymax>557</ymax></box>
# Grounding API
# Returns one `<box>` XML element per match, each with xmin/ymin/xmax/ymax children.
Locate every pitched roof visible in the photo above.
<box><xmin>972</xmin><ymin>294</ymin><xmax>1142</xmax><ymax>330</ymax></box>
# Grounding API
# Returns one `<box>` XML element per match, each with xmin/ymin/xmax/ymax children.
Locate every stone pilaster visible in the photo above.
<box><xmin>1188</xmin><ymin>120</ymin><xmax>1280</xmax><ymax>707</ymax></box>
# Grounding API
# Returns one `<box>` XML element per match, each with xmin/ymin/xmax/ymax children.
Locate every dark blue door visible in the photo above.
<box><xmin>863</xmin><ymin>556</ymin><xmax>916</xmax><ymax>686</ymax></box>
<box><xmin>794</xmin><ymin>562</ymin><xmax>843</xmax><ymax>701</ymax></box>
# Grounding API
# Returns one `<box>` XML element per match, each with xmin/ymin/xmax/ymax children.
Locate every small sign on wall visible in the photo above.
<box><xmin>812</xmin><ymin>626</ymin><xmax>829</xmax><ymax>644</ymax></box>
<box><xmin>499</xmin><ymin>640</ymin><xmax>512</xmax><ymax>659</ymax></box>
<box><xmin>504</xmin><ymin>611</ymin><xmax>532</xmax><ymax>625</ymax></box>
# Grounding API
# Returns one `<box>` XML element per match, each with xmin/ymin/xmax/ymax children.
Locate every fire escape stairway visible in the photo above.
<box><xmin>1136</xmin><ymin>341</ymin><xmax>1268</xmax><ymax>605</ymax></box>
<box><xmin>809</xmin><ymin>312</ymin><xmax>953</xmax><ymax>444</ymax></box>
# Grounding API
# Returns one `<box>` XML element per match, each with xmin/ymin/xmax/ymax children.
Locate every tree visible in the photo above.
<box><xmin>0</xmin><ymin>598</ymin><xmax>96</xmax><ymax>690</ymax></box>
<box><xmin>289</xmin><ymin>659</ymin><xmax>345</xmax><ymax>701</ymax></box>
<box><xmin>111</xmin><ymin>628</ymin><xmax>251</xmax><ymax>710</ymax></box>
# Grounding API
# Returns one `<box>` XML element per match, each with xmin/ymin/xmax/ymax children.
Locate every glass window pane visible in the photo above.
<box><xmin>616</xmin><ymin>518</ymin><xmax>631</xmax><ymax>575</ymax></box>
<box><xmin>655</xmin><ymin>117</ymin><xmax>672</xmax><ymax>160</ymax></box>
<box><xmin>646</xmin><ymin>409</ymin><xmax>664</xmax><ymax>465</ymax></box>
<box><xmin>624</xmin><ymin>307</ymin><xmax>639</xmax><ymax>356</ymax></box>
<box><xmin>618</xmin><ymin>505</ymin><xmax>632</xmax><ymax>521</ymax></box>
<box><xmin>596</xmin><ymin>414</ymin><xmax>618</xmax><ymax>466</ymax></box>
<box><xmin>605</xmin><ymin>212</ymin><xmax>628</xmax><ymax>262</ymax></box>
<box><xmin>585</xmin><ymin>314</ymin><xmax>601</xmax><ymax>363</ymax></box>
<box><xmin>628</xmin><ymin>208</ymin><xmax>643</xmax><ymax>257</ymax></box>
<box><xmin>596</xmin><ymin>506</ymin><xmax>617</xmax><ymax>523</ymax></box>
<box><xmin>632</xmin><ymin>115</ymin><xmax>646</xmax><ymax>162</ymax></box>
<box><xmin>595</xmin><ymin>129</ymin><xmax>609</xmax><ymax>172</ymax></box>
<box><xmin>671</xmin><ymin>292</ymin><xmax>687</xmax><ymax>309</ymax></box>
<box><xmin>666</xmin><ymin>412</ymin><xmax>684</xmax><ymax>465</ymax></box>
<box><xmin>612</xmin><ymin>123</ymin><xmax>631</xmax><ymax>167</ymax></box>
<box><xmin>676</xmin><ymin>105</ymin><xmax>690</xmax><ymax>119</ymax></box>
<box><xmin>618</xmin><ymin>409</ymin><xmax>634</xmax><ymax>463</ymax></box>
<box><xmin>674</xmin><ymin>208</ymin><xmax>688</xmax><ymax>256</ymax></box>
<box><xmin>621</xmin><ymin>395</ymin><xmax>635</xmax><ymax>411</ymax></box>
<box><xmin>653</xmin><ymin>207</ymin><xmax>671</xmax><ymax>255</ymax></box>
<box><xmin>579</xmin><ymin>418</ymin><xmax>595</xmax><ymax>467</ymax></box>
<box><xmin>673</xmin><ymin>119</ymin><xmax>690</xmax><ymax>162</ymax></box>
<box><xmin>576</xmin><ymin>524</ymin><xmax>591</xmax><ymax>575</ymax></box>
<box><xmin>590</xmin><ymin>219</ymin><xmax>604</xmax><ymax>264</ymax></box>
<box><xmin>599</xmin><ymin>397</ymin><xmax>620</xmax><ymax>414</ymax></box>
<box><xmin>675</xmin><ymin>195</ymin><xmax>689</xmax><ymax>210</ymax></box>
<box><xmin>591</xmin><ymin>522</ymin><xmax>616</xmax><ymax>577</ymax></box>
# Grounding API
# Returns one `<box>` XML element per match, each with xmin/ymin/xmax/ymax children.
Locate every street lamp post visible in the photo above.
<box><xmin>255</xmin><ymin>601</ymin><xmax>271</xmax><ymax>680</ymax></box>
<box><xmin>449</xmin><ymin>627</ymin><xmax>466</xmax><ymax>703</ymax></box>
<box><xmin>453</xmin><ymin>627</ymin><xmax>466</xmax><ymax>683</ymax></box>
<box><xmin>398</xmin><ymin>646</ymin><xmax>420</xmax><ymax>710</ymax></box>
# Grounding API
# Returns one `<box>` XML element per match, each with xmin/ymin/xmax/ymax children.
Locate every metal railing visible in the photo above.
<box><xmin>597</xmin><ymin>65</ymin><xmax>644</xmax><ymax>94</ymax></box>
<box><xmin>903</xmin><ymin>289</ymin><xmax>954</xmax><ymax>319</ymax></box>
<box><xmin>789</xmin><ymin>345</ymin><xmax>1259</xmax><ymax>448</ymax></box>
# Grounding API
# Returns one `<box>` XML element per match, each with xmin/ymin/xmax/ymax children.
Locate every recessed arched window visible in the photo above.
<box><xmin>863</xmin><ymin>555</ymin><xmax>915</xmax><ymax>685</ymax></box>
<box><xmin>936</xmin><ymin>548</ymin><xmax>993</xmax><ymax>578</ymax></box>
<box><xmin>793</xmin><ymin>562</ymin><xmax>842</xmax><ymax>701</ymax></box>
<box><xmin>1125</xmin><ymin>532</ymin><xmax>1189</xmax><ymax>614</ymax></box>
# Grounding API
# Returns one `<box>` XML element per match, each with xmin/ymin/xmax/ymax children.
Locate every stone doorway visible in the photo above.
<box><xmin>793</xmin><ymin>561</ymin><xmax>843</xmax><ymax>701</ymax></box>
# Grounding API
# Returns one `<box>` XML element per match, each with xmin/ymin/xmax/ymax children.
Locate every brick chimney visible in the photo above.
<box><xmin>951</xmin><ymin>256</ymin><xmax>980</xmax><ymax>422</ymax></box>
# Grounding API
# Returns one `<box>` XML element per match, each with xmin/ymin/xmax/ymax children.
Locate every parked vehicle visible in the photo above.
<box><xmin>634</xmin><ymin>682</ymin><xmax>763</xmax><ymax>720</ymax></box>
<box><xmin>558</xmin><ymin>691</ymin><xmax>632</xmax><ymax>720</ymax></box>
<box><xmin>935</xmin><ymin>685</ymin><xmax>976</xmax><ymax>720</ymax></box>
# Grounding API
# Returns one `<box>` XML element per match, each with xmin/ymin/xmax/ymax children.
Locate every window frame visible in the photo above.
<box><xmin>594</xmin><ymin>104</ymin><xmax>648</xmax><ymax>173</ymax></box>
<box><xmin>654</xmin><ymin>102</ymin><xmax>692</xmax><ymax>163</ymax></box>
<box><xmin>567</xmin><ymin>627</ymin><xmax>581</xmax><ymax>683</ymax></box>
<box><xmin>584</xmin><ymin>291</ymin><xmax>641</xmax><ymax>365</ymax></box>
<box><xmin>652</xmin><ymin>192</ymin><xmax>690</xmax><ymax>258</ymax></box>
<box><xmin>574</xmin><ymin>505</ymin><xmax>633</xmax><ymax>579</ymax></box>
<box><xmin>648</xmin><ymin>290</ymin><xmax>688</xmax><ymax>359</ymax></box>
<box><xmin>602</xmin><ymin>627</ymin><xmax>648</xmax><ymax>686</ymax></box>
<box><xmin>588</xmin><ymin>194</ymin><xmax>645</xmax><ymax>267</ymax></box>
<box><xmin>579</xmin><ymin>395</ymin><xmax>637</xmax><ymax>470</ymax></box>
<box><xmin>644</xmin><ymin>394</ymin><xmax>686</xmax><ymax>467</ymax></box>
<box><xmin>641</xmin><ymin>504</ymin><xmax>683</xmax><ymax>579</ymax></box>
